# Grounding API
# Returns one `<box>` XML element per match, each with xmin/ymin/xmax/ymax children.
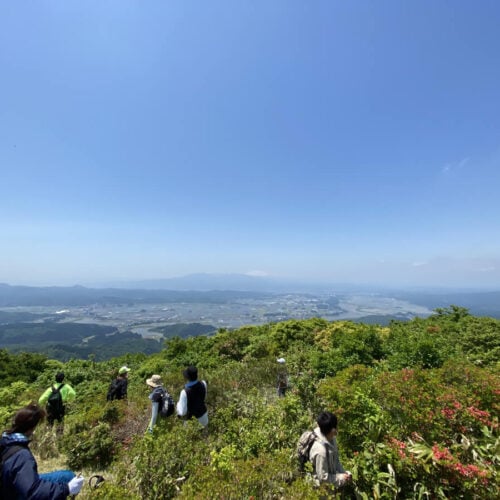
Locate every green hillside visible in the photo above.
<box><xmin>1</xmin><ymin>306</ymin><xmax>498</xmax><ymax>499</ymax></box>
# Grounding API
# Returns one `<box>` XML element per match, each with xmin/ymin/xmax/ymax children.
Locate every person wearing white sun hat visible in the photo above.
<box><xmin>146</xmin><ymin>374</ymin><xmax>164</xmax><ymax>433</ymax></box>
<box><xmin>276</xmin><ymin>358</ymin><xmax>289</xmax><ymax>397</ymax></box>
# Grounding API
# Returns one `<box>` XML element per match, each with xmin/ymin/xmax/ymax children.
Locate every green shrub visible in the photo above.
<box><xmin>62</xmin><ymin>422</ymin><xmax>116</xmax><ymax>469</ymax></box>
<box><xmin>117</xmin><ymin>419</ymin><xmax>210</xmax><ymax>499</ymax></box>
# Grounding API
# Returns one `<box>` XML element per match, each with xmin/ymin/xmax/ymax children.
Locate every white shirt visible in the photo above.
<box><xmin>176</xmin><ymin>380</ymin><xmax>208</xmax><ymax>426</ymax></box>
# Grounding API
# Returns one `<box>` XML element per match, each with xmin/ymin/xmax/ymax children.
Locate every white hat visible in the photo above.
<box><xmin>146</xmin><ymin>374</ymin><xmax>163</xmax><ymax>388</ymax></box>
<box><xmin>277</xmin><ymin>358</ymin><xmax>286</xmax><ymax>364</ymax></box>
<box><xmin>119</xmin><ymin>366</ymin><xmax>131</xmax><ymax>374</ymax></box>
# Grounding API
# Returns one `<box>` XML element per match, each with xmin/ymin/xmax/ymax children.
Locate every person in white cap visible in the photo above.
<box><xmin>276</xmin><ymin>358</ymin><xmax>289</xmax><ymax>397</ymax></box>
<box><xmin>106</xmin><ymin>366</ymin><xmax>130</xmax><ymax>401</ymax></box>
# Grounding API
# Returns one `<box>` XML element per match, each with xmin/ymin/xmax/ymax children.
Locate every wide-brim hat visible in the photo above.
<box><xmin>146</xmin><ymin>374</ymin><xmax>162</xmax><ymax>387</ymax></box>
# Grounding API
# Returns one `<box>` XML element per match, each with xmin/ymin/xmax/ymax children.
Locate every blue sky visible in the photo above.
<box><xmin>1</xmin><ymin>1</ymin><xmax>499</xmax><ymax>288</ymax></box>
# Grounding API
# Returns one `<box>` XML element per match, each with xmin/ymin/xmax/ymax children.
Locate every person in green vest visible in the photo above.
<box><xmin>38</xmin><ymin>372</ymin><xmax>76</xmax><ymax>432</ymax></box>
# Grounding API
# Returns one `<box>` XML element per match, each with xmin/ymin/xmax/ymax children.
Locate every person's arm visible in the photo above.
<box><xmin>148</xmin><ymin>401</ymin><xmax>159</xmax><ymax>432</ymax></box>
<box><xmin>38</xmin><ymin>387</ymin><xmax>51</xmax><ymax>406</ymax></box>
<box><xmin>310</xmin><ymin>446</ymin><xmax>332</xmax><ymax>484</ymax></box>
<box><xmin>176</xmin><ymin>389</ymin><xmax>187</xmax><ymax>416</ymax></box>
<box><xmin>63</xmin><ymin>384</ymin><xmax>76</xmax><ymax>402</ymax></box>
<box><xmin>7</xmin><ymin>449</ymin><xmax>69</xmax><ymax>500</ymax></box>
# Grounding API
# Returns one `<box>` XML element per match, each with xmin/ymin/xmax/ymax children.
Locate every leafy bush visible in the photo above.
<box><xmin>2</xmin><ymin>312</ymin><xmax>499</xmax><ymax>498</ymax></box>
<box><xmin>62</xmin><ymin>421</ymin><xmax>116</xmax><ymax>469</ymax></box>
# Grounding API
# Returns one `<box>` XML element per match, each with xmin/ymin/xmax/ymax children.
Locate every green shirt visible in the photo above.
<box><xmin>38</xmin><ymin>382</ymin><xmax>76</xmax><ymax>406</ymax></box>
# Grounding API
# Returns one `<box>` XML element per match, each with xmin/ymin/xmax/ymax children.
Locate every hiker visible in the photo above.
<box><xmin>107</xmin><ymin>366</ymin><xmax>131</xmax><ymax>401</ymax></box>
<box><xmin>38</xmin><ymin>371</ymin><xmax>76</xmax><ymax>431</ymax></box>
<box><xmin>309</xmin><ymin>411</ymin><xmax>352</xmax><ymax>489</ymax></box>
<box><xmin>176</xmin><ymin>365</ymin><xmax>208</xmax><ymax>427</ymax></box>
<box><xmin>276</xmin><ymin>357</ymin><xmax>289</xmax><ymax>397</ymax></box>
<box><xmin>146</xmin><ymin>374</ymin><xmax>165</xmax><ymax>433</ymax></box>
<box><xmin>0</xmin><ymin>403</ymin><xmax>84</xmax><ymax>499</ymax></box>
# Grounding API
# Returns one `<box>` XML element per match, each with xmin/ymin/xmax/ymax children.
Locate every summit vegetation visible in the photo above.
<box><xmin>1</xmin><ymin>305</ymin><xmax>498</xmax><ymax>499</ymax></box>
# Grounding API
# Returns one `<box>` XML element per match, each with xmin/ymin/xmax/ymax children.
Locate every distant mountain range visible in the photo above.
<box><xmin>88</xmin><ymin>273</ymin><xmax>327</xmax><ymax>293</ymax></box>
<box><xmin>0</xmin><ymin>282</ymin><xmax>270</xmax><ymax>307</ymax></box>
<box><xmin>1</xmin><ymin>274</ymin><xmax>499</xmax><ymax>317</ymax></box>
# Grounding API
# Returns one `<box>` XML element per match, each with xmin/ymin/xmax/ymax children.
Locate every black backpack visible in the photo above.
<box><xmin>46</xmin><ymin>384</ymin><xmax>65</xmax><ymax>419</ymax></box>
<box><xmin>158</xmin><ymin>388</ymin><xmax>175</xmax><ymax>418</ymax></box>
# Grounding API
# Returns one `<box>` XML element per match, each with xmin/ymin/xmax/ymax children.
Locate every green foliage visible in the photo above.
<box><xmin>118</xmin><ymin>420</ymin><xmax>210</xmax><ymax>499</ymax></box>
<box><xmin>269</xmin><ymin>318</ymin><xmax>329</xmax><ymax>352</ymax></box>
<box><xmin>153</xmin><ymin>322</ymin><xmax>216</xmax><ymax>339</ymax></box>
<box><xmin>0</xmin><ymin>381</ymin><xmax>32</xmax><ymax>430</ymax></box>
<box><xmin>2</xmin><ymin>311</ymin><xmax>499</xmax><ymax>498</ymax></box>
<box><xmin>181</xmin><ymin>450</ymin><xmax>318</xmax><ymax>499</ymax></box>
<box><xmin>0</xmin><ymin>349</ymin><xmax>47</xmax><ymax>387</ymax></box>
<box><xmin>62</xmin><ymin>422</ymin><xmax>116</xmax><ymax>469</ymax></box>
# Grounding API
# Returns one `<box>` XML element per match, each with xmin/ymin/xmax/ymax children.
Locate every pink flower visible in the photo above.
<box><xmin>441</xmin><ymin>407</ymin><xmax>456</xmax><ymax>420</ymax></box>
<box><xmin>467</xmin><ymin>406</ymin><xmax>491</xmax><ymax>425</ymax></box>
<box><xmin>432</xmin><ymin>445</ymin><xmax>453</xmax><ymax>462</ymax></box>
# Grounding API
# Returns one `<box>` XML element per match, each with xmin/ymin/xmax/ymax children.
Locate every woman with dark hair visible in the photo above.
<box><xmin>0</xmin><ymin>403</ymin><xmax>84</xmax><ymax>499</ymax></box>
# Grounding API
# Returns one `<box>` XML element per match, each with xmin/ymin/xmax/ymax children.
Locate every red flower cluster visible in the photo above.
<box><xmin>441</xmin><ymin>407</ymin><xmax>457</xmax><ymax>420</ymax></box>
<box><xmin>466</xmin><ymin>406</ymin><xmax>491</xmax><ymax>426</ymax></box>
<box><xmin>389</xmin><ymin>438</ymin><xmax>407</xmax><ymax>459</ymax></box>
<box><xmin>431</xmin><ymin>444</ymin><xmax>490</xmax><ymax>485</ymax></box>
<box><xmin>432</xmin><ymin>444</ymin><xmax>453</xmax><ymax>462</ymax></box>
<box><xmin>453</xmin><ymin>463</ymin><xmax>488</xmax><ymax>481</ymax></box>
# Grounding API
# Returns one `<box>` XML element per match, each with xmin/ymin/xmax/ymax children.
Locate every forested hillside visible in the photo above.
<box><xmin>1</xmin><ymin>306</ymin><xmax>498</xmax><ymax>499</ymax></box>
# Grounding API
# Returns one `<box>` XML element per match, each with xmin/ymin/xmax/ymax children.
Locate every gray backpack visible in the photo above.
<box><xmin>297</xmin><ymin>430</ymin><xmax>318</xmax><ymax>472</ymax></box>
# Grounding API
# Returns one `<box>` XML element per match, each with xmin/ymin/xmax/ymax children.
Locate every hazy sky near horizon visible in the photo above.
<box><xmin>1</xmin><ymin>1</ymin><xmax>500</xmax><ymax>288</ymax></box>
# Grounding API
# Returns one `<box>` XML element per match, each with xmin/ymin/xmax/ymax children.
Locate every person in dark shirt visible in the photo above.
<box><xmin>0</xmin><ymin>404</ymin><xmax>84</xmax><ymax>499</ymax></box>
<box><xmin>107</xmin><ymin>366</ymin><xmax>130</xmax><ymax>401</ymax></box>
<box><xmin>176</xmin><ymin>366</ymin><xmax>208</xmax><ymax>427</ymax></box>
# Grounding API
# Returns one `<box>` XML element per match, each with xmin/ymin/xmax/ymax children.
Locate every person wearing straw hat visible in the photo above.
<box><xmin>146</xmin><ymin>374</ymin><xmax>164</xmax><ymax>433</ymax></box>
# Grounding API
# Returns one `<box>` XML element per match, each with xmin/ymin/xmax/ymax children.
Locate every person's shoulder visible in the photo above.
<box><xmin>309</xmin><ymin>438</ymin><xmax>322</xmax><ymax>454</ymax></box>
<box><xmin>152</xmin><ymin>387</ymin><xmax>164</xmax><ymax>401</ymax></box>
<box><xmin>2</xmin><ymin>444</ymin><xmax>32</xmax><ymax>466</ymax></box>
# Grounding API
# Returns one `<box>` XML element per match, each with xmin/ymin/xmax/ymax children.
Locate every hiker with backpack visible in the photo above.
<box><xmin>176</xmin><ymin>365</ymin><xmax>208</xmax><ymax>427</ymax></box>
<box><xmin>38</xmin><ymin>371</ymin><xmax>76</xmax><ymax>432</ymax></box>
<box><xmin>0</xmin><ymin>403</ymin><xmax>84</xmax><ymax>499</ymax></box>
<box><xmin>146</xmin><ymin>374</ymin><xmax>174</xmax><ymax>433</ymax></box>
<box><xmin>106</xmin><ymin>366</ymin><xmax>131</xmax><ymax>401</ymax></box>
<box><xmin>276</xmin><ymin>357</ymin><xmax>289</xmax><ymax>397</ymax></box>
<box><xmin>298</xmin><ymin>411</ymin><xmax>352</xmax><ymax>490</ymax></box>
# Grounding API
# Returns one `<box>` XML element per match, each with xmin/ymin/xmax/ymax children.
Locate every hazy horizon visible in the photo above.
<box><xmin>2</xmin><ymin>272</ymin><xmax>500</xmax><ymax>293</ymax></box>
<box><xmin>1</xmin><ymin>2</ymin><xmax>499</xmax><ymax>289</ymax></box>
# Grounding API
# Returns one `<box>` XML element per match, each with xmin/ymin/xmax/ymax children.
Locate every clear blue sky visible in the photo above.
<box><xmin>1</xmin><ymin>1</ymin><xmax>499</xmax><ymax>288</ymax></box>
